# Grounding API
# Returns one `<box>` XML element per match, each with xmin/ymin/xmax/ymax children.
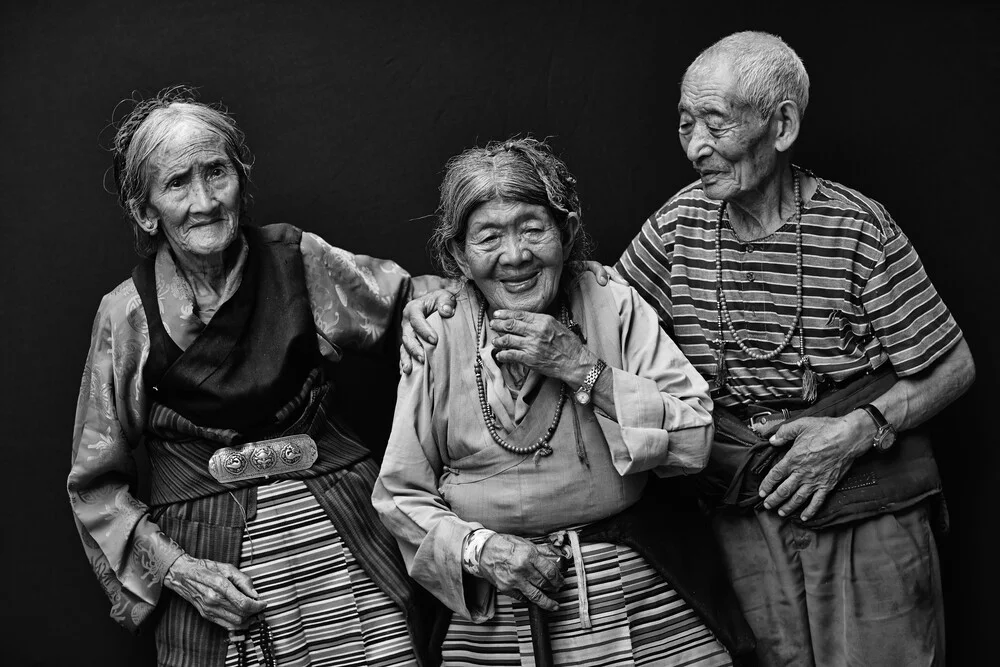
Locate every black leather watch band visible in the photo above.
<box><xmin>858</xmin><ymin>404</ymin><xmax>888</xmax><ymax>429</ymax></box>
<box><xmin>858</xmin><ymin>403</ymin><xmax>896</xmax><ymax>452</ymax></box>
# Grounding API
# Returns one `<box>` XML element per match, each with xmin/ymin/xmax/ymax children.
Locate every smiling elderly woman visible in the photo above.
<box><xmin>373</xmin><ymin>138</ymin><xmax>754</xmax><ymax>666</ymax></box>
<box><xmin>66</xmin><ymin>87</ymin><xmax>449</xmax><ymax>667</ymax></box>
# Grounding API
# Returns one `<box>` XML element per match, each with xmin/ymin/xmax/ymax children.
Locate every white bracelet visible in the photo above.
<box><xmin>461</xmin><ymin>528</ymin><xmax>497</xmax><ymax>577</ymax></box>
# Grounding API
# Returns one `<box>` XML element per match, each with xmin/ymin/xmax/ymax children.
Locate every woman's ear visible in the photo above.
<box><xmin>562</xmin><ymin>213</ymin><xmax>581</xmax><ymax>256</ymax></box>
<box><xmin>448</xmin><ymin>240</ymin><xmax>473</xmax><ymax>280</ymax></box>
<box><xmin>133</xmin><ymin>204</ymin><xmax>159</xmax><ymax>235</ymax></box>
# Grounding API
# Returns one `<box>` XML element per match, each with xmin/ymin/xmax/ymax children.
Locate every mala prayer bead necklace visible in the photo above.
<box><xmin>474</xmin><ymin>296</ymin><xmax>569</xmax><ymax>462</ymax></box>
<box><xmin>714</xmin><ymin>167</ymin><xmax>819</xmax><ymax>403</ymax></box>
<box><xmin>231</xmin><ymin>618</ymin><xmax>275</xmax><ymax>667</ymax></box>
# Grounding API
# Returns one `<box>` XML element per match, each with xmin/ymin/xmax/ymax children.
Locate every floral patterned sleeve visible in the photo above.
<box><xmin>300</xmin><ymin>232</ymin><xmax>413</xmax><ymax>359</ymax></box>
<box><xmin>66</xmin><ymin>283</ymin><xmax>184</xmax><ymax>631</ymax></box>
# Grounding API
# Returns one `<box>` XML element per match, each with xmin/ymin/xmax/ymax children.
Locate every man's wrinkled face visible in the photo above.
<box><xmin>677</xmin><ymin>60</ymin><xmax>778</xmax><ymax>204</ymax></box>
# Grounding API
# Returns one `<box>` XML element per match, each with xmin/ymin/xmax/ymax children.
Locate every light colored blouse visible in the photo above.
<box><xmin>67</xmin><ymin>229</ymin><xmax>412</xmax><ymax>628</ymax></box>
<box><xmin>373</xmin><ymin>273</ymin><xmax>713</xmax><ymax>621</ymax></box>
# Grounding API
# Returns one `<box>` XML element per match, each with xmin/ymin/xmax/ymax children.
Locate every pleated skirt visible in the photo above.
<box><xmin>224</xmin><ymin>479</ymin><xmax>416</xmax><ymax>666</ymax></box>
<box><xmin>443</xmin><ymin>541</ymin><xmax>732</xmax><ymax>667</ymax></box>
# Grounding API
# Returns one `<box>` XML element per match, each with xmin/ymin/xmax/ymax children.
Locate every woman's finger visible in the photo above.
<box><xmin>432</xmin><ymin>290</ymin><xmax>456</xmax><ymax>318</ymax></box>
<box><xmin>489</xmin><ymin>317</ymin><xmax>533</xmax><ymax>336</ymax></box>
<box><xmin>604</xmin><ymin>265</ymin><xmax>628</xmax><ymax>285</ymax></box>
<box><xmin>408</xmin><ymin>313</ymin><xmax>438</xmax><ymax>347</ymax></box>
<box><xmin>401</xmin><ymin>330</ymin><xmax>424</xmax><ymax>365</ymax></box>
<box><xmin>530</xmin><ymin>555</ymin><xmax>564</xmax><ymax>589</ymax></box>
<box><xmin>220</xmin><ymin>563</ymin><xmax>259</xmax><ymax>599</ymax></box>
<box><xmin>521</xmin><ymin>583</ymin><xmax>559</xmax><ymax>612</ymax></box>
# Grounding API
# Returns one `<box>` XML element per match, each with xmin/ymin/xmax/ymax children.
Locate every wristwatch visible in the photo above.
<box><xmin>574</xmin><ymin>359</ymin><xmax>607</xmax><ymax>405</ymax></box>
<box><xmin>857</xmin><ymin>404</ymin><xmax>897</xmax><ymax>452</ymax></box>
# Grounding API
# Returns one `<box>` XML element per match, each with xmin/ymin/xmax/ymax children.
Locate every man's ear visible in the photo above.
<box><xmin>448</xmin><ymin>240</ymin><xmax>473</xmax><ymax>280</ymax></box>
<box><xmin>773</xmin><ymin>100</ymin><xmax>801</xmax><ymax>154</ymax></box>
<box><xmin>562</xmin><ymin>213</ymin><xmax>581</xmax><ymax>256</ymax></box>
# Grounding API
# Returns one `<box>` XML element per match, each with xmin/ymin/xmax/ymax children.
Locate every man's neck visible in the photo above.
<box><xmin>726</xmin><ymin>163</ymin><xmax>795</xmax><ymax>241</ymax></box>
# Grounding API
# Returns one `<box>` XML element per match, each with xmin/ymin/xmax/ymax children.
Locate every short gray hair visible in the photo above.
<box><xmin>109</xmin><ymin>85</ymin><xmax>254</xmax><ymax>256</ymax></box>
<box><xmin>686</xmin><ymin>31</ymin><xmax>810</xmax><ymax>120</ymax></box>
<box><xmin>430</xmin><ymin>137</ymin><xmax>591</xmax><ymax>279</ymax></box>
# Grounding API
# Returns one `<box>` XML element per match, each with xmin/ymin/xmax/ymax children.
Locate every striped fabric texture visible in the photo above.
<box><xmin>617</xmin><ymin>174</ymin><xmax>961</xmax><ymax>408</ymax></box>
<box><xmin>224</xmin><ymin>480</ymin><xmax>416</xmax><ymax>667</ymax></box>
<box><xmin>442</xmin><ymin>541</ymin><xmax>731</xmax><ymax>666</ymax></box>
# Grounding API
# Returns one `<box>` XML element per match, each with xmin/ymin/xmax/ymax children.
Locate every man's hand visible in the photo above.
<box><xmin>758</xmin><ymin>413</ymin><xmax>874</xmax><ymax>521</ymax></box>
<box><xmin>399</xmin><ymin>289</ymin><xmax>458</xmax><ymax>373</ymax></box>
<box><xmin>477</xmin><ymin>533</ymin><xmax>565</xmax><ymax>611</ymax></box>
<box><xmin>163</xmin><ymin>554</ymin><xmax>267</xmax><ymax>630</ymax></box>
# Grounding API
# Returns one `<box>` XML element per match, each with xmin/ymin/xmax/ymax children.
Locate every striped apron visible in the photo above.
<box><xmin>442</xmin><ymin>539</ymin><xmax>732</xmax><ymax>667</ymax></box>
<box><xmin>225</xmin><ymin>479</ymin><xmax>417</xmax><ymax>667</ymax></box>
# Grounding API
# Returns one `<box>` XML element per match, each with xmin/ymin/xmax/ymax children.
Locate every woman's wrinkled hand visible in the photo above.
<box><xmin>399</xmin><ymin>289</ymin><xmax>459</xmax><ymax>374</ymax></box>
<box><xmin>163</xmin><ymin>553</ymin><xmax>267</xmax><ymax>630</ymax></box>
<box><xmin>490</xmin><ymin>310</ymin><xmax>597</xmax><ymax>383</ymax></box>
<box><xmin>478</xmin><ymin>533</ymin><xmax>565</xmax><ymax>611</ymax></box>
<box><xmin>572</xmin><ymin>261</ymin><xmax>628</xmax><ymax>286</ymax></box>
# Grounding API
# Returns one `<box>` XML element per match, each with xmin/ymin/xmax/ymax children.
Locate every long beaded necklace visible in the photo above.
<box><xmin>231</xmin><ymin>619</ymin><xmax>275</xmax><ymax>667</ymax></box>
<box><xmin>713</xmin><ymin>167</ymin><xmax>819</xmax><ymax>403</ymax></box>
<box><xmin>473</xmin><ymin>296</ymin><xmax>569</xmax><ymax>461</ymax></box>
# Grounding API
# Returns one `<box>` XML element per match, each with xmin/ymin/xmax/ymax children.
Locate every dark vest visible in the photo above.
<box><xmin>134</xmin><ymin>223</ymin><xmax>320</xmax><ymax>434</ymax></box>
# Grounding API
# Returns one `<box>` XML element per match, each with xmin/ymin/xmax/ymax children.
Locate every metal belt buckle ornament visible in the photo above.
<box><xmin>208</xmin><ymin>435</ymin><xmax>318</xmax><ymax>484</ymax></box>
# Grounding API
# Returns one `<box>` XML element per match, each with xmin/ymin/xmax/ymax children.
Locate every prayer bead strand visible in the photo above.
<box><xmin>714</xmin><ymin>167</ymin><xmax>817</xmax><ymax>401</ymax></box>
<box><xmin>474</xmin><ymin>297</ymin><xmax>569</xmax><ymax>458</ymax></box>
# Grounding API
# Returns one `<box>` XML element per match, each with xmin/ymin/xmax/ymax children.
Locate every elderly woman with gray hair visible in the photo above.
<box><xmin>374</xmin><ymin>138</ymin><xmax>755</xmax><ymax>666</ymax></box>
<box><xmin>66</xmin><ymin>86</ymin><xmax>457</xmax><ymax>666</ymax></box>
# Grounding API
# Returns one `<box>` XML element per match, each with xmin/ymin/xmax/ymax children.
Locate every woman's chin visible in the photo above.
<box><xmin>481</xmin><ymin>286</ymin><xmax>559</xmax><ymax>314</ymax></box>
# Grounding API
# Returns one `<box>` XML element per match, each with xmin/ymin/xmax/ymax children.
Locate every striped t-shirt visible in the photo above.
<box><xmin>616</xmin><ymin>174</ymin><xmax>962</xmax><ymax>408</ymax></box>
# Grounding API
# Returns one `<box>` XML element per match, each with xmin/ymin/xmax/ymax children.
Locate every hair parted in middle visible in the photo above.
<box><xmin>430</xmin><ymin>136</ymin><xmax>592</xmax><ymax>279</ymax></box>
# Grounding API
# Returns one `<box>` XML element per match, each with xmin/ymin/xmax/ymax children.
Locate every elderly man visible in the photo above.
<box><xmin>615</xmin><ymin>31</ymin><xmax>975</xmax><ymax>666</ymax></box>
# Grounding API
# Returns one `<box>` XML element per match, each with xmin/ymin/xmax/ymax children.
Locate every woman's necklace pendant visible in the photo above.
<box><xmin>533</xmin><ymin>445</ymin><xmax>554</xmax><ymax>465</ymax></box>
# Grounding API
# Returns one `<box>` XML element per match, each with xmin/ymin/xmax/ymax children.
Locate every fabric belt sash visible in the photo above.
<box><xmin>698</xmin><ymin>366</ymin><xmax>943</xmax><ymax>530</ymax></box>
<box><xmin>146</xmin><ymin>378</ymin><xmax>369</xmax><ymax>507</ymax></box>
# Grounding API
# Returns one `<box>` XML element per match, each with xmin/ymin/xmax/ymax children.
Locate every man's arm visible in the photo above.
<box><xmin>760</xmin><ymin>338</ymin><xmax>975</xmax><ymax>521</ymax></box>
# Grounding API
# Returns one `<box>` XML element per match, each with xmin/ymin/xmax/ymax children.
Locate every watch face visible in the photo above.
<box><xmin>873</xmin><ymin>427</ymin><xmax>896</xmax><ymax>452</ymax></box>
<box><xmin>575</xmin><ymin>391</ymin><xmax>591</xmax><ymax>405</ymax></box>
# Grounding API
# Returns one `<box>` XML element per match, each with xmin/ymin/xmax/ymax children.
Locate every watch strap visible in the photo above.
<box><xmin>576</xmin><ymin>359</ymin><xmax>607</xmax><ymax>402</ymax></box>
<box><xmin>858</xmin><ymin>404</ymin><xmax>888</xmax><ymax>430</ymax></box>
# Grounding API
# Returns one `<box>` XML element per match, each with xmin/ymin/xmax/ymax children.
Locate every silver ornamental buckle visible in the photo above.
<box><xmin>208</xmin><ymin>435</ymin><xmax>318</xmax><ymax>484</ymax></box>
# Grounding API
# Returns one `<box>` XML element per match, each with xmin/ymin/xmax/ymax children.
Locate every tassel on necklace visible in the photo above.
<box><xmin>800</xmin><ymin>357</ymin><xmax>819</xmax><ymax>403</ymax></box>
<box><xmin>713</xmin><ymin>340</ymin><xmax>728</xmax><ymax>391</ymax></box>
<box><xmin>570</xmin><ymin>401</ymin><xmax>590</xmax><ymax>467</ymax></box>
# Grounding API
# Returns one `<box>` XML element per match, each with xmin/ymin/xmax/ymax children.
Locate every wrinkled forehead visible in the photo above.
<box><xmin>143</xmin><ymin>112</ymin><xmax>229</xmax><ymax>174</ymax></box>
<box><xmin>678</xmin><ymin>58</ymin><xmax>741</xmax><ymax>114</ymax></box>
<box><xmin>467</xmin><ymin>199</ymin><xmax>555</xmax><ymax>229</ymax></box>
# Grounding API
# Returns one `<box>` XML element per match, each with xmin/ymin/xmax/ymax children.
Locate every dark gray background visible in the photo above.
<box><xmin>2</xmin><ymin>1</ymin><xmax>996</xmax><ymax>664</ymax></box>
